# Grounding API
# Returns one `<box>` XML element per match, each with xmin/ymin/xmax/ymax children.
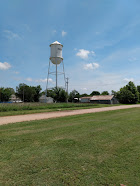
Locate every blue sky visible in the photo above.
<box><xmin>0</xmin><ymin>0</ymin><xmax>140</xmax><ymax>94</ymax></box>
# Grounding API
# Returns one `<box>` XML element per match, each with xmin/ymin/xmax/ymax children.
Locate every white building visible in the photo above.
<box><xmin>39</xmin><ymin>95</ymin><xmax>53</xmax><ymax>103</ymax></box>
<box><xmin>10</xmin><ymin>94</ymin><xmax>22</xmax><ymax>103</ymax></box>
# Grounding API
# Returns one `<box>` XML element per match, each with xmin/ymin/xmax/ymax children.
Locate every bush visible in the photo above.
<box><xmin>117</xmin><ymin>81</ymin><xmax>139</xmax><ymax>104</ymax></box>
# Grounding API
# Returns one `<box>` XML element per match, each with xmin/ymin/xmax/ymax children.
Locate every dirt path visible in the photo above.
<box><xmin>0</xmin><ymin>104</ymin><xmax>140</xmax><ymax>126</ymax></box>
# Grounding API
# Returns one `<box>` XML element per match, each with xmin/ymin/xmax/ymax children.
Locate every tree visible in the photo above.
<box><xmin>126</xmin><ymin>81</ymin><xmax>139</xmax><ymax>103</ymax></box>
<box><xmin>68</xmin><ymin>90</ymin><xmax>80</xmax><ymax>102</ymax></box>
<box><xmin>111</xmin><ymin>90</ymin><xmax>118</xmax><ymax>97</ymax></box>
<box><xmin>33</xmin><ymin>85</ymin><xmax>42</xmax><ymax>102</ymax></box>
<box><xmin>117</xmin><ymin>87</ymin><xmax>135</xmax><ymax>104</ymax></box>
<box><xmin>0</xmin><ymin>87</ymin><xmax>14</xmax><ymax>102</ymax></box>
<box><xmin>46</xmin><ymin>89</ymin><xmax>56</xmax><ymax>98</ymax></box>
<box><xmin>137</xmin><ymin>86</ymin><xmax>140</xmax><ymax>93</ymax></box>
<box><xmin>137</xmin><ymin>86</ymin><xmax>140</xmax><ymax>102</ymax></box>
<box><xmin>16</xmin><ymin>84</ymin><xmax>42</xmax><ymax>102</ymax></box>
<box><xmin>90</xmin><ymin>91</ymin><xmax>100</xmax><ymax>96</ymax></box>
<box><xmin>51</xmin><ymin>87</ymin><xmax>68</xmax><ymax>102</ymax></box>
<box><xmin>101</xmin><ymin>91</ymin><xmax>109</xmax><ymax>95</ymax></box>
<box><xmin>80</xmin><ymin>93</ymin><xmax>89</xmax><ymax>97</ymax></box>
<box><xmin>117</xmin><ymin>81</ymin><xmax>139</xmax><ymax>104</ymax></box>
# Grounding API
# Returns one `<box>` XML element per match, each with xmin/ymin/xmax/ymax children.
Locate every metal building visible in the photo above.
<box><xmin>90</xmin><ymin>95</ymin><xmax>119</xmax><ymax>104</ymax></box>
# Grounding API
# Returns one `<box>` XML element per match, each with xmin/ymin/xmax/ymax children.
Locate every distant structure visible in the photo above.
<box><xmin>80</xmin><ymin>96</ymin><xmax>92</xmax><ymax>103</ymax></box>
<box><xmin>46</xmin><ymin>41</ymin><xmax>66</xmax><ymax>93</ymax></box>
<box><xmin>80</xmin><ymin>95</ymin><xmax>119</xmax><ymax>104</ymax></box>
<box><xmin>90</xmin><ymin>95</ymin><xmax>118</xmax><ymax>104</ymax></box>
<box><xmin>10</xmin><ymin>94</ymin><xmax>22</xmax><ymax>103</ymax></box>
<box><xmin>39</xmin><ymin>95</ymin><xmax>53</xmax><ymax>103</ymax></box>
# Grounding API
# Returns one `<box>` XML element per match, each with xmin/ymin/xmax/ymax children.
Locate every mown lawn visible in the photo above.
<box><xmin>0</xmin><ymin>108</ymin><xmax>140</xmax><ymax>185</ymax></box>
<box><xmin>0</xmin><ymin>102</ymin><xmax>116</xmax><ymax>117</ymax></box>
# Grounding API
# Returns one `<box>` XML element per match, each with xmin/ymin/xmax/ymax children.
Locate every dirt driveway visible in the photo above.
<box><xmin>0</xmin><ymin>104</ymin><xmax>140</xmax><ymax>126</ymax></box>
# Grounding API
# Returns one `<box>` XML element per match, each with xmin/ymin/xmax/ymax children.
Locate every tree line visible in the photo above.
<box><xmin>68</xmin><ymin>82</ymin><xmax>140</xmax><ymax>104</ymax></box>
<box><xmin>0</xmin><ymin>81</ymin><xmax>140</xmax><ymax>104</ymax></box>
<box><xmin>0</xmin><ymin>84</ymin><xmax>42</xmax><ymax>102</ymax></box>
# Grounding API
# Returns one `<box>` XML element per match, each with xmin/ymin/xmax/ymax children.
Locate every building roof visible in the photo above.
<box><xmin>80</xmin><ymin>97</ymin><xmax>92</xmax><ymax>99</ymax></box>
<box><xmin>50</xmin><ymin>41</ymin><xmax>63</xmax><ymax>46</ymax></box>
<box><xmin>90</xmin><ymin>95</ymin><xmax>114</xmax><ymax>101</ymax></box>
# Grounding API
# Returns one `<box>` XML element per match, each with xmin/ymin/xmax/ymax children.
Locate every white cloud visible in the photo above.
<box><xmin>84</xmin><ymin>63</ymin><xmax>93</xmax><ymax>70</ymax></box>
<box><xmin>76</xmin><ymin>49</ymin><xmax>90</xmax><ymax>59</ymax></box>
<box><xmin>123</xmin><ymin>78</ymin><xmax>134</xmax><ymax>83</ymax></box>
<box><xmin>35</xmin><ymin>78</ymin><xmax>53</xmax><ymax>83</ymax></box>
<box><xmin>62</xmin><ymin>30</ymin><xmax>67</xmax><ymax>37</ymax></box>
<box><xmin>93</xmin><ymin>63</ymin><xmax>100</xmax><ymax>69</ymax></box>
<box><xmin>3</xmin><ymin>30</ymin><xmax>22</xmax><ymax>40</ymax></box>
<box><xmin>26</xmin><ymin>78</ymin><xmax>33</xmax><ymax>82</ymax></box>
<box><xmin>84</xmin><ymin>63</ymin><xmax>100</xmax><ymax>70</ymax></box>
<box><xmin>25</xmin><ymin>78</ymin><xmax>53</xmax><ymax>83</ymax></box>
<box><xmin>0</xmin><ymin>62</ymin><xmax>11</xmax><ymax>70</ymax></box>
<box><xmin>76</xmin><ymin>49</ymin><xmax>95</xmax><ymax>59</ymax></box>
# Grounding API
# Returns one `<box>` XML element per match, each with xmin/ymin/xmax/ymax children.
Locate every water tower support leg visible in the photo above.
<box><xmin>62</xmin><ymin>60</ymin><xmax>66</xmax><ymax>90</ymax></box>
<box><xmin>56</xmin><ymin>63</ymin><xmax>57</xmax><ymax>88</ymax></box>
<box><xmin>45</xmin><ymin>60</ymin><xmax>51</xmax><ymax>101</ymax></box>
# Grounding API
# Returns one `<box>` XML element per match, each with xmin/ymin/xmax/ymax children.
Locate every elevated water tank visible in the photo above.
<box><xmin>50</xmin><ymin>41</ymin><xmax>63</xmax><ymax>65</ymax></box>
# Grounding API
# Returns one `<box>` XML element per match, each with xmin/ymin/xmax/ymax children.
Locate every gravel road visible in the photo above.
<box><xmin>0</xmin><ymin>104</ymin><xmax>140</xmax><ymax>126</ymax></box>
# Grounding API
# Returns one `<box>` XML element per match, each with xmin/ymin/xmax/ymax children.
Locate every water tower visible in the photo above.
<box><xmin>46</xmin><ymin>41</ymin><xmax>66</xmax><ymax>93</ymax></box>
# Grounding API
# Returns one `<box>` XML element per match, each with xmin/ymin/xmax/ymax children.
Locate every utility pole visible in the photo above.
<box><xmin>66</xmin><ymin>77</ymin><xmax>69</xmax><ymax>94</ymax></box>
<box><xmin>23</xmin><ymin>83</ymin><xmax>24</xmax><ymax>102</ymax></box>
<box><xmin>66</xmin><ymin>77</ymin><xmax>69</xmax><ymax>102</ymax></box>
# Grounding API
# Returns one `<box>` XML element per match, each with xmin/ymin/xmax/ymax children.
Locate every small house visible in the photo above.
<box><xmin>10</xmin><ymin>94</ymin><xmax>22</xmax><ymax>103</ymax></box>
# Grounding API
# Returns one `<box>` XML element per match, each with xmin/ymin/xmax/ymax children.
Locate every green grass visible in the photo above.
<box><xmin>1</xmin><ymin>108</ymin><xmax>140</xmax><ymax>185</ymax></box>
<box><xmin>0</xmin><ymin>102</ymin><xmax>117</xmax><ymax>117</ymax></box>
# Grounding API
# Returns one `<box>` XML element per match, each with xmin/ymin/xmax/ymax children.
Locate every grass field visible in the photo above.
<box><xmin>0</xmin><ymin>102</ymin><xmax>116</xmax><ymax>117</ymax></box>
<box><xmin>1</xmin><ymin>108</ymin><xmax>140</xmax><ymax>185</ymax></box>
